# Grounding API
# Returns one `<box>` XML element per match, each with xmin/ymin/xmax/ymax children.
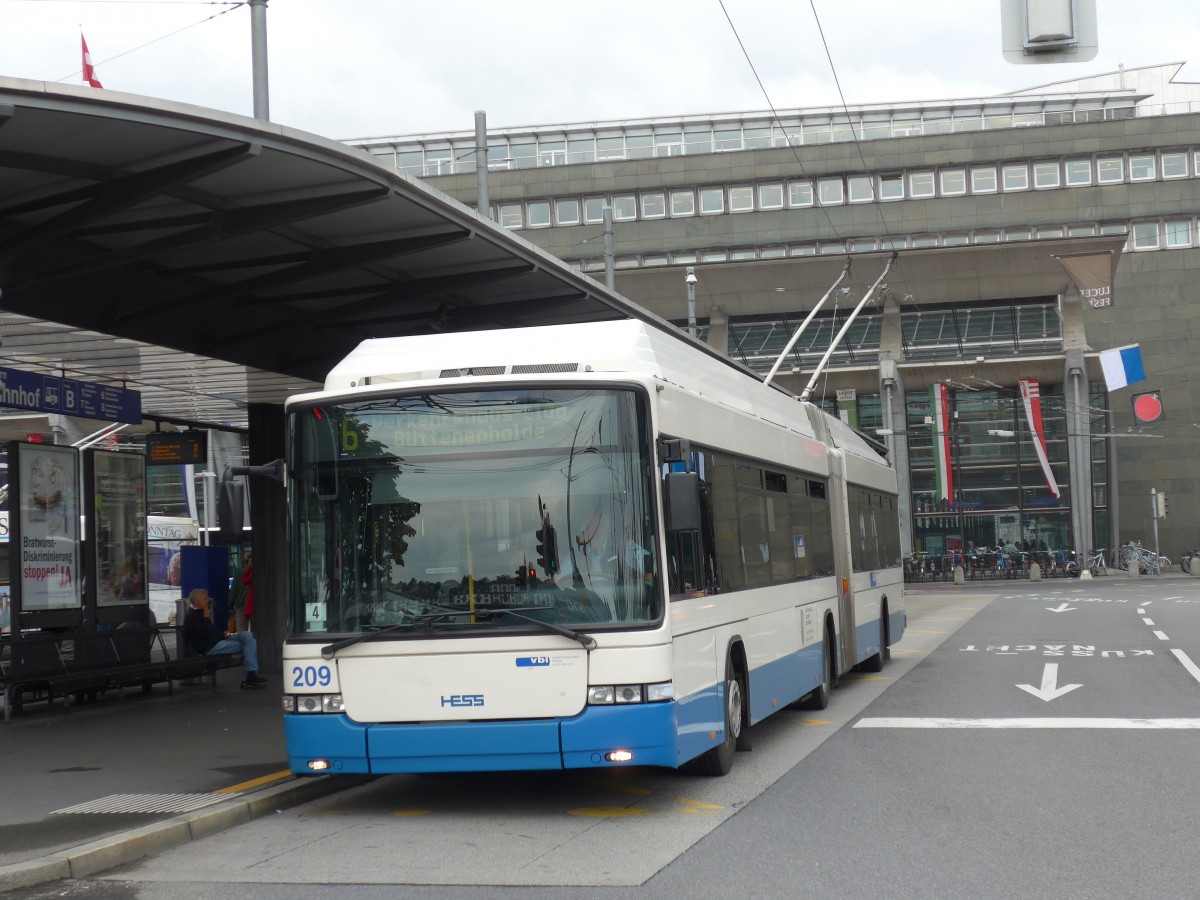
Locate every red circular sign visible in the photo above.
<box><xmin>1133</xmin><ymin>392</ymin><xmax>1163</xmax><ymax>424</ymax></box>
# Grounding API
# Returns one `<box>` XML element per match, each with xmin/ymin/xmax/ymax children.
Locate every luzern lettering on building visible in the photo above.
<box><xmin>0</xmin><ymin>366</ymin><xmax>141</xmax><ymax>424</ymax></box>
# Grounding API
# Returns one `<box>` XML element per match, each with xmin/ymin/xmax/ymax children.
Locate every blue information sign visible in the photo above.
<box><xmin>0</xmin><ymin>367</ymin><xmax>141</xmax><ymax>425</ymax></box>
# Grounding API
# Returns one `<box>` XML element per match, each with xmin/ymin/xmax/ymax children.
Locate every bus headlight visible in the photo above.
<box><xmin>588</xmin><ymin>686</ymin><xmax>615</xmax><ymax>705</ymax></box>
<box><xmin>588</xmin><ymin>681</ymin><xmax>673</xmax><ymax>705</ymax></box>
<box><xmin>284</xmin><ymin>694</ymin><xmax>345</xmax><ymax>714</ymax></box>
<box><xmin>296</xmin><ymin>695</ymin><xmax>324</xmax><ymax>714</ymax></box>
<box><xmin>646</xmin><ymin>681</ymin><xmax>674</xmax><ymax>702</ymax></box>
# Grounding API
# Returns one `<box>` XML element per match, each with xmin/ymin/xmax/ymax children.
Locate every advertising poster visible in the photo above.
<box><xmin>148</xmin><ymin>516</ymin><xmax>198</xmax><ymax>624</ymax></box>
<box><xmin>18</xmin><ymin>444</ymin><xmax>80</xmax><ymax>611</ymax></box>
<box><xmin>92</xmin><ymin>451</ymin><xmax>148</xmax><ymax>607</ymax></box>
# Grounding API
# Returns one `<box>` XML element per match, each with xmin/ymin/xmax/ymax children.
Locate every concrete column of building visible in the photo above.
<box><xmin>247</xmin><ymin>402</ymin><xmax>286</xmax><ymax>674</ymax></box>
<box><xmin>880</xmin><ymin>361</ymin><xmax>913</xmax><ymax>557</ymax></box>
<box><xmin>878</xmin><ymin>291</ymin><xmax>912</xmax><ymax>556</ymax></box>
<box><xmin>1063</xmin><ymin>349</ymin><xmax>1094</xmax><ymax>557</ymax></box>
<box><xmin>706</xmin><ymin>305</ymin><xmax>728</xmax><ymax>354</ymax></box>
<box><xmin>1059</xmin><ymin>289</ymin><xmax>1094</xmax><ymax>558</ymax></box>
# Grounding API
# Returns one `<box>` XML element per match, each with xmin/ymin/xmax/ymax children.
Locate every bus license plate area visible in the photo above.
<box><xmin>336</xmin><ymin>650</ymin><xmax>588</xmax><ymax>722</ymax></box>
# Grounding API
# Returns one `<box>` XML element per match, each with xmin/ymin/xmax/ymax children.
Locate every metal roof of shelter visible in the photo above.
<box><xmin>0</xmin><ymin>77</ymin><xmax>683</xmax><ymax>431</ymax></box>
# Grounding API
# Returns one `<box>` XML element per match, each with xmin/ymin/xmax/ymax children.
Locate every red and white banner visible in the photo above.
<box><xmin>929</xmin><ymin>383</ymin><xmax>953</xmax><ymax>501</ymax></box>
<box><xmin>81</xmin><ymin>33</ymin><xmax>103</xmax><ymax>89</ymax></box>
<box><xmin>1019</xmin><ymin>378</ymin><xmax>1060</xmax><ymax>498</ymax></box>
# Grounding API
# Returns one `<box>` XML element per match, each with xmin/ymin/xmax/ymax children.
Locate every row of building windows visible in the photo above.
<box><xmin>363</xmin><ymin>105</ymin><xmax>1137</xmax><ymax>178</ymax></box>
<box><xmin>715</xmin><ymin>301</ymin><xmax>1063</xmax><ymax>372</ymax></box>
<box><xmin>570</xmin><ymin>216</ymin><xmax>1200</xmax><ymax>273</ymax></box>
<box><xmin>494</xmin><ymin>149</ymin><xmax>1200</xmax><ymax>230</ymax></box>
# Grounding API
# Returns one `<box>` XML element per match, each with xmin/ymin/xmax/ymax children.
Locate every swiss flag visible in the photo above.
<box><xmin>81</xmin><ymin>33</ymin><xmax>103</xmax><ymax>89</ymax></box>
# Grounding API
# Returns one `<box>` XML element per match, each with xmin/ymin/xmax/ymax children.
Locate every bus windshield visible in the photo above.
<box><xmin>287</xmin><ymin>387</ymin><xmax>660</xmax><ymax>637</ymax></box>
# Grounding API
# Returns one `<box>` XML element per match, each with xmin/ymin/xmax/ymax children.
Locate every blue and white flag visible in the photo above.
<box><xmin>1099</xmin><ymin>344</ymin><xmax>1145</xmax><ymax>392</ymax></box>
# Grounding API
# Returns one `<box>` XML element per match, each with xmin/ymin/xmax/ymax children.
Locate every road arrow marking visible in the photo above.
<box><xmin>1016</xmin><ymin>663</ymin><xmax>1082</xmax><ymax>702</ymax></box>
<box><xmin>1046</xmin><ymin>602</ymin><xmax>1076</xmax><ymax>613</ymax></box>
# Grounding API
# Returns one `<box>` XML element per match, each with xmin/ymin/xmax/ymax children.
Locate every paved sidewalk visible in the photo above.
<box><xmin>0</xmin><ymin>675</ymin><xmax>362</xmax><ymax>892</ymax></box>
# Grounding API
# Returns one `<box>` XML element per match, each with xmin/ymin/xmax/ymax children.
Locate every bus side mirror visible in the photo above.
<box><xmin>665</xmin><ymin>471</ymin><xmax>701</xmax><ymax>532</ymax></box>
<box><xmin>657</xmin><ymin>437</ymin><xmax>690</xmax><ymax>465</ymax></box>
<box><xmin>217</xmin><ymin>477</ymin><xmax>245</xmax><ymax>542</ymax></box>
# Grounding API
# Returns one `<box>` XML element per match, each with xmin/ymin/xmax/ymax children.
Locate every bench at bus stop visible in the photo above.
<box><xmin>0</xmin><ymin>628</ymin><xmax>243</xmax><ymax>721</ymax></box>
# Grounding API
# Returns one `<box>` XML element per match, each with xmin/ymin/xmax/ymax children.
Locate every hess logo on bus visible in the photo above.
<box><xmin>440</xmin><ymin>694</ymin><xmax>485</xmax><ymax>708</ymax></box>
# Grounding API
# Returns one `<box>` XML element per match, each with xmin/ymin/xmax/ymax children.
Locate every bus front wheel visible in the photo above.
<box><xmin>686</xmin><ymin>655</ymin><xmax>742</xmax><ymax>776</ymax></box>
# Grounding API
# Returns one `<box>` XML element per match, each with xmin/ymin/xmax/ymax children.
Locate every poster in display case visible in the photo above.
<box><xmin>88</xmin><ymin>449</ymin><xmax>148</xmax><ymax>611</ymax></box>
<box><xmin>13</xmin><ymin>442</ymin><xmax>81</xmax><ymax>615</ymax></box>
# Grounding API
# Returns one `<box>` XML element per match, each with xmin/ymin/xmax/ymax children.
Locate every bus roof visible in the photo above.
<box><xmin>314</xmin><ymin>321</ymin><xmax>888</xmax><ymax>467</ymax></box>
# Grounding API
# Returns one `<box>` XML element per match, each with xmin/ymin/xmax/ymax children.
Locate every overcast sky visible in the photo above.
<box><xmin>2</xmin><ymin>0</ymin><xmax>1197</xmax><ymax>141</ymax></box>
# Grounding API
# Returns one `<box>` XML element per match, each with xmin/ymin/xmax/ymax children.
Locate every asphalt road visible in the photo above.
<box><xmin>12</xmin><ymin>574</ymin><xmax>1200</xmax><ymax>900</ymax></box>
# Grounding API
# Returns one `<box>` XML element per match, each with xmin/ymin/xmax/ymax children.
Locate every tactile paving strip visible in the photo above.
<box><xmin>51</xmin><ymin>793</ymin><xmax>232</xmax><ymax>815</ymax></box>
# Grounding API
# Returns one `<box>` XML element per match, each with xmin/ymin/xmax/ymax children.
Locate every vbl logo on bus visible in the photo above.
<box><xmin>440</xmin><ymin>694</ymin><xmax>485</xmax><ymax>707</ymax></box>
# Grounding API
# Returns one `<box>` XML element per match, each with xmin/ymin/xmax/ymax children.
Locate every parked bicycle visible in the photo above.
<box><xmin>1119</xmin><ymin>540</ymin><xmax>1170</xmax><ymax>575</ymax></box>
<box><xmin>1083</xmin><ymin>548</ymin><xmax>1107</xmax><ymax>576</ymax></box>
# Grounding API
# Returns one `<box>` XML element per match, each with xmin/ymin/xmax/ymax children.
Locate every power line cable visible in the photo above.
<box><xmin>51</xmin><ymin>0</ymin><xmax>246</xmax><ymax>83</ymax></box>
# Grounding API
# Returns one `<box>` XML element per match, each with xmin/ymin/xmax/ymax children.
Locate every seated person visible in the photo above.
<box><xmin>182</xmin><ymin>588</ymin><xmax>268</xmax><ymax>690</ymax></box>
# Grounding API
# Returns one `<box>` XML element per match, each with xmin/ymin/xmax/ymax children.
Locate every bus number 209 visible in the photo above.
<box><xmin>291</xmin><ymin>665</ymin><xmax>333</xmax><ymax>688</ymax></box>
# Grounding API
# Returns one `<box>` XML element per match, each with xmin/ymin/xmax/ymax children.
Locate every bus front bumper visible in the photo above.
<box><xmin>284</xmin><ymin>701</ymin><xmax>681</xmax><ymax>775</ymax></box>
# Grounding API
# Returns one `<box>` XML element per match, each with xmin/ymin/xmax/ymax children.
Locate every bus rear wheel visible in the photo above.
<box><xmin>686</xmin><ymin>655</ymin><xmax>741</xmax><ymax>776</ymax></box>
<box><xmin>799</xmin><ymin>626</ymin><xmax>834</xmax><ymax>710</ymax></box>
<box><xmin>860</xmin><ymin>606</ymin><xmax>889</xmax><ymax>673</ymax></box>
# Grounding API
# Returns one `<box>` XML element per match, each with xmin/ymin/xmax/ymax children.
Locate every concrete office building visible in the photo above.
<box><xmin>349</xmin><ymin>63</ymin><xmax>1200</xmax><ymax>566</ymax></box>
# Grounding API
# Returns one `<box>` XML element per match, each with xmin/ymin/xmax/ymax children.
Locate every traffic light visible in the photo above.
<box><xmin>1131</xmin><ymin>390</ymin><xmax>1165</xmax><ymax>425</ymax></box>
<box><xmin>535</xmin><ymin>523</ymin><xmax>559</xmax><ymax>575</ymax></box>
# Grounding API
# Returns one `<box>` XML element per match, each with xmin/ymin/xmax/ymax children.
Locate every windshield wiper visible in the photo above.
<box><xmin>485</xmin><ymin>607</ymin><xmax>597</xmax><ymax>650</ymax></box>
<box><xmin>320</xmin><ymin>605</ymin><xmax>596</xmax><ymax>657</ymax></box>
<box><xmin>320</xmin><ymin>601</ymin><xmax>469</xmax><ymax>657</ymax></box>
<box><xmin>322</xmin><ymin>621</ymin><xmax>416</xmax><ymax>658</ymax></box>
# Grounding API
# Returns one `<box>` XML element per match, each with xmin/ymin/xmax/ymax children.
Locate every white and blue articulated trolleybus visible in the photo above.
<box><xmin>282</xmin><ymin>320</ymin><xmax>904</xmax><ymax>776</ymax></box>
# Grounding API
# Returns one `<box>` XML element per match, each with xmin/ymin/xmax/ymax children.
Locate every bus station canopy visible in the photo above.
<box><xmin>0</xmin><ymin>78</ymin><xmax>655</xmax><ymax>429</ymax></box>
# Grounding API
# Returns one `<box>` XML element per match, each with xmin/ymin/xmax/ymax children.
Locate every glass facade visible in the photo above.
<box><xmin>904</xmin><ymin>385</ymin><xmax>1107</xmax><ymax>558</ymax></box>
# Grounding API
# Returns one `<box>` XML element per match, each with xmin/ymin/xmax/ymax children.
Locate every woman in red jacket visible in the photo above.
<box><xmin>238</xmin><ymin>553</ymin><xmax>254</xmax><ymax>631</ymax></box>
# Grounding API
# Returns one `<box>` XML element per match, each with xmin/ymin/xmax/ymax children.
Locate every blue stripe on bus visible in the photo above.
<box><xmin>746</xmin><ymin>641</ymin><xmax>824</xmax><ymax>725</ymax></box>
<box><xmin>283</xmin><ymin>713</ymin><xmax>371</xmax><ymax>774</ymax></box>
<box><xmin>560</xmin><ymin>702</ymin><xmax>678</xmax><ymax>768</ymax></box>
<box><xmin>368</xmin><ymin>719</ymin><xmax>564</xmax><ymax>772</ymax></box>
